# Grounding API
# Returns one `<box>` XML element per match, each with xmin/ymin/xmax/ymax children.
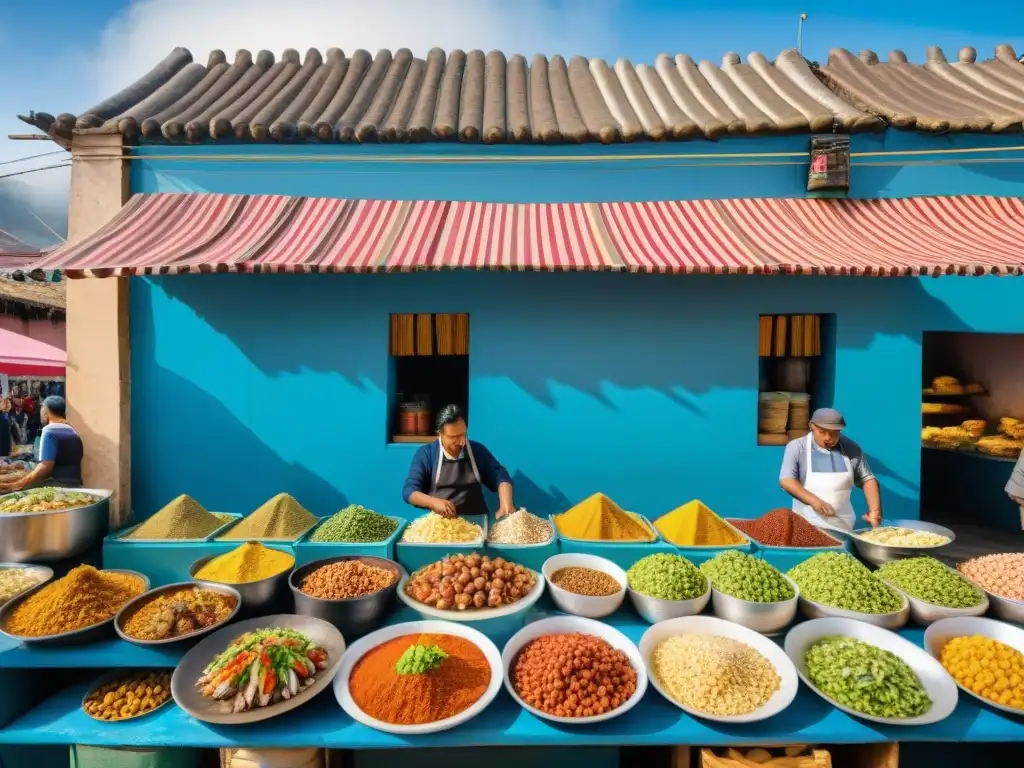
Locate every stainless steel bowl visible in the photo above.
<box><xmin>289</xmin><ymin>555</ymin><xmax>404</xmax><ymax>637</ymax></box>
<box><xmin>0</xmin><ymin>569</ymin><xmax>149</xmax><ymax>645</ymax></box>
<box><xmin>189</xmin><ymin>554</ymin><xmax>293</xmax><ymax>616</ymax></box>
<box><xmin>852</xmin><ymin>519</ymin><xmax>956</xmax><ymax>566</ymax></box>
<box><xmin>710</xmin><ymin>575</ymin><xmax>800</xmax><ymax>635</ymax></box>
<box><xmin>627</xmin><ymin>582</ymin><xmax>711</xmax><ymax>625</ymax></box>
<box><xmin>0</xmin><ymin>562</ymin><xmax>54</xmax><ymax>610</ymax></box>
<box><xmin>982</xmin><ymin>590</ymin><xmax>1024</xmax><ymax>624</ymax></box>
<box><xmin>0</xmin><ymin>488</ymin><xmax>112</xmax><ymax>562</ymax></box>
<box><xmin>114</xmin><ymin>580</ymin><xmax>242</xmax><ymax>646</ymax></box>
<box><xmin>797</xmin><ymin>591</ymin><xmax>910</xmax><ymax>630</ymax></box>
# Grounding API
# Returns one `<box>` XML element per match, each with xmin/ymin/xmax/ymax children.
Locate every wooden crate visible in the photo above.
<box><xmin>671</xmin><ymin>744</ymin><xmax>898</xmax><ymax>768</ymax></box>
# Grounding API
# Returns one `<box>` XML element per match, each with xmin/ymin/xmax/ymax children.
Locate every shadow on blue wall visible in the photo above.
<box><xmin>128</xmin><ymin>271</ymin><xmax>1003</xmax><ymax>524</ymax></box>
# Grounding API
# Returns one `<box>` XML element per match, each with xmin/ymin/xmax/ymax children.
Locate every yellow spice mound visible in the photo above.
<box><xmin>654</xmin><ymin>500</ymin><xmax>744</xmax><ymax>546</ymax></box>
<box><xmin>123</xmin><ymin>494</ymin><xmax>226</xmax><ymax>540</ymax></box>
<box><xmin>218</xmin><ymin>493</ymin><xmax>318</xmax><ymax>540</ymax></box>
<box><xmin>196</xmin><ymin>542</ymin><xmax>294</xmax><ymax>584</ymax></box>
<box><xmin>554</xmin><ymin>492</ymin><xmax>653</xmax><ymax>541</ymax></box>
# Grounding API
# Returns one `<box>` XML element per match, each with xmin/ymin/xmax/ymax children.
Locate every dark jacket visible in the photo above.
<box><xmin>402</xmin><ymin>440</ymin><xmax>512</xmax><ymax>504</ymax></box>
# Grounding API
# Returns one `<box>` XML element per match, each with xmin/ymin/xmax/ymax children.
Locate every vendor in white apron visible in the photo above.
<box><xmin>401</xmin><ymin>404</ymin><xmax>515</xmax><ymax>518</ymax></box>
<box><xmin>779</xmin><ymin>408</ymin><xmax>882</xmax><ymax>531</ymax></box>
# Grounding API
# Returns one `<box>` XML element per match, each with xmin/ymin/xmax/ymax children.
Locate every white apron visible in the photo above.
<box><xmin>792</xmin><ymin>433</ymin><xmax>856</xmax><ymax>530</ymax></box>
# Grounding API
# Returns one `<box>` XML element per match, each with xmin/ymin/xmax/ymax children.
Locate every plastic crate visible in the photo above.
<box><xmin>213</xmin><ymin>516</ymin><xmax>319</xmax><ymax>545</ymax></box>
<box><xmin>101</xmin><ymin>514</ymin><xmax>241</xmax><ymax>588</ymax></box>
<box><xmin>551</xmin><ymin>514</ymin><xmax>677</xmax><ymax>570</ymax></box>
<box><xmin>395</xmin><ymin>514</ymin><xmax>487</xmax><ymax>574</ymax></box>
<box><xmin>293</xmin><ymin>516</ymin><xmax>406</xmax><ymax>566</ymax></box>
<box><xmin>485</xmin><ymin>525</ymin><xmax>559</xmax><ymax>571</ymax></box>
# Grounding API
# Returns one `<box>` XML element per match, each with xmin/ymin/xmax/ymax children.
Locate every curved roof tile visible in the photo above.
<box><xmin>33</xmin><ymin>46</ymin><xmax>879</xmax><ymax>144</ymax></box>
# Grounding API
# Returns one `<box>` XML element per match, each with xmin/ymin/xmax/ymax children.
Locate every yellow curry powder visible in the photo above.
<box><xmin>196</xmin><ymin>542</ymin><xmax>294</xmax><ymax>584</ymax></box>
<box><xmin>218</xmin><ymin>493</ymin><xmax>318</xmax><ymax>541</ymax></box>
<box><xmin>654</xmin><ymin>500</ymin><xmax>744</xmax><ymax>546</ymax></box>
<box><xmin>554</xmin><ymin>493</ymin><xmax>654</xmax><ymax>541</ymax></box>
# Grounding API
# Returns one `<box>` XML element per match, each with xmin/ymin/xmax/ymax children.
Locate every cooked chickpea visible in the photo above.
<box><xmin>83</xmin><ymin>671</ymin><xmax>172</xmax><ymax>722</ymax></box>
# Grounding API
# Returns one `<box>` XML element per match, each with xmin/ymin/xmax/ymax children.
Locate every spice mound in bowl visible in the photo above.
<box><xmin>653</xmin><ymin>500</ymin><xmax>745</xmax><ymax>547</ymax></box>
<box><xmin>300</xmin><ymin>560</ymin><xmax>397</xmax><ymax>600</ymax></box>
<box><xmin>195</xmin><ymin>542</ymin><xmax>294</xmax><ymax>584</ymax></box>
<box><xmin>0</xmin><ymin>488</ymin><xmax>101</xmax><ymax>514</ymax></box>
<box><xmin>83</xmin><ymin>671</ymin><xmax>172</xmax><ymax>722</ymax></box>
<box><xmin>787</xmin><ymin>553</ymin><xmax>903</xmax><ymax>614</ymax></box>
<box><xmin>405</xmin><ymin>553</ymin><xmax>536</xmax><ymax>611</ymax></box>
<box><xmin>197</xmin><ymin>627</ymin><xmax>329</xmax><ymax>713</ymax></box>
<box><xmin>731</xmin><ymin>508</ymin><xmax>840</xmax><ymax>548</ymax></box>
<box><xmin>958</xmin><ymin>553</ymin><xmax>1024</xmax><ymax>601</ymax></box>
<box><xmin>700</xmin><ymin>551</ymin><xmax>795</xmax><ymax>603</ymax></box>
<box><xmin>553</xmin><ymin>493</ymin><xmax>654</xmax><ymax>542</ymax></box>
<box><xmin>512</xmin><ymin>633</ymin><xmax>638</xmax><ymax>718</ymax></box>
<box><xmin>939</xmin><ymin>635</ymin><xmax>1024</xmax><ymax>712</ymax></box>
<box><xmin>349</xmin><ymin>632</ymin><xmax>490</xmax><ymax>725</ymax></box>
<box><xmin>3</xmin><ymin>565</ymin><xmax>146</xmax><ymax>638</ymax></box>
<box><xmin>488</xmin><ymin>509</ymin><xmax>553</xmax><ymax>545</ymax></box>
<box><xmin>857</xmin><ymin>527</ymin><xmax>951</xmax><ymax>548</ymax></box>
<box><xmin>218</xmin><ymin>493</ymin><xmax>318</xmax><ymax>541</ymax></box>
<box><xmin>401</xmin><ymin>513</ymin><xmax>483</xmax><ymax>544</ymax></box>
<box><xmin>310</xmin><ymin>504</ymin><xmax>398</xmax><ymax>543</ymax></box>
<box><xmin>875</xmin><ymin>558</ymin><xmax>984</xmax><ymax>609</ymax></box>
<box><xmin>121</xmin><ymin>494</ymin><xmax>230</xmax><ymax>540</ymax></box>
<box><xmin>120</xmin><ymin>587</ymin><xmax>238</xmax><ymax>642</ymax></box>
<box><xmin>0</xmin><ymin>567</ymin><xmax>47</xmax><ymax>605</ymax></box>
<box><xmin>651</xmin><ymin>633</ymin><xmax>780</xmax><ymax>716</ymax></box>
<box><xmin>805</xmin><ymin>636</ymin><xmax>932</xmax><ymax>718</ymax></box>
<box><xmin>550</xmin><ymin>566</ymin><xmax>620</xmax><ymax>597</ymax></box>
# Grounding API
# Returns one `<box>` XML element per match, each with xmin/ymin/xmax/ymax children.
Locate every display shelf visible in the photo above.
<box><xmin>2</xmin><ymin>613</ymin><xmax>1024</xmax><ymax>747</ymax></box>
<box><xmin>922</xmin><ymin>445</ymin><xmax>1019</xmax><ymax>464</ymax></box>
<box><xmin>0</xmin><ymin>635</ymin><xmax>186</xmax><ymax>668</ymax></box>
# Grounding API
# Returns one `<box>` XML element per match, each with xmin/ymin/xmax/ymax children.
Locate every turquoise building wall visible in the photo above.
<box><xmin>127</xmin><ymin>134</ymin><xmax>1024</xmax><ymax>525</ymax></box>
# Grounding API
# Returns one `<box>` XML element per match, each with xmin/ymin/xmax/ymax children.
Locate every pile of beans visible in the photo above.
<box><xmin>550</xmin><ymin>566</ymin><xmax>621</xmax><ymax>597</ymax></box>
<box><xmin>940</xmin><ymin>635</ymin><xmax>1024</xmax><ymax>711</ymax></box>
<box><xmin>958</xmin><ymin>553</ymin><xmax>1024</xmax><ymax>601</ymax></box>
<box><xmin>731</xmin><ymin>508</ymin><xmax>840</xmax><ymax>548</ymax></box>
<box><xmin>511</xmin><ymin>633</ymin><xmax>637</xmax><ymax>718</ymax></box>
<box><xmin>83</xmin><ymin>671</ymin><xmax>172</xmax><ymax>721</ymax></box>
<box><xmin>405</xmin><ymin>553</ymin><xmax>536</xmax><ymax>611</ymax></box>
<box><xmin>299</xmin><ymin>560</ymin><xmax>397</xmax><ymax>600</ymax></box>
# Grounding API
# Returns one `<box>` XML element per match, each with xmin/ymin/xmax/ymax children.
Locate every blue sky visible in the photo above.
<box><xmin>1</xmin><ymin>0</ymin><xmax>1022</xmax><ymax>247</ymax></box>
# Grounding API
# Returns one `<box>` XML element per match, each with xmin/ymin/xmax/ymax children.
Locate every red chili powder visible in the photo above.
<box><xmin>732</xmin><ymin>508</ymin><xmax>840</xmax><ymax>548</ymax></box>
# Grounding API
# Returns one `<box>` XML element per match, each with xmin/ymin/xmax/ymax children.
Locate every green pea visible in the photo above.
<box><xmin>699</xmin><ymin>551</ymin><xmax>794</xmax><ymax>603</ymax></box>
<box><xmin>627</xmin><ymin>554</ymin><xmax>707</xmax><ymax>600</ymax></box>
<box><xmin>787</xmin><ymin>553</ymin><xmax>903</xmax><ymax>614</ymax></box>
<box><xmin>875</xmin><ymin>557</ymin><xmax>983</xmax><ymax>608</ymax></box>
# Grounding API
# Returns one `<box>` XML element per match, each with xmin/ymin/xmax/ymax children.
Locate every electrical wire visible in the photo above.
<box><xmin>0</xmin><ymin>163</ymin><xmax>71</xmax><ymax>181</ymax></box>
<box><xmin>0</xmin><ymin>150</ymin><xmax>65</xmax><ymax>166</ymax></box>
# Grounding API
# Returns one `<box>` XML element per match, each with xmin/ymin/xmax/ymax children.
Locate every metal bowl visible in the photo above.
<box><xmin>628</xmin><ymin>582</ymin><xmax>711</xmax><ymax>625</ymax></box>
<box><xmin>710</xmin><ymin>575</ymin><xmax>800</xmax><ymax>635</ymax></box>
<box><xmin>0</xmin><ymin>562</ymin><xmax>54</xmax><ymax>611</ymax></box>
<box><xmin>189</xmin><ymin>554</ymin><xmax>293</xmax><ymax>616</ymax></box>
<box><xmin>877</xmin><ymin>562</ymin><xmax>989</xmax><ymax>626</ymax></box>
<box><xmin>0</xmin><ymin>569</ymin><xmax>150</xmax><ymax>645</ymax></box>
<box><xmin>0</xmin><ymin>488</ymin><xmax>112</xmax><ymax>562</ymax></box>
<box><xmin>289</xmin><ymin>555</ymin><xmax>404</xmax><ymax>637</ymax></box>
<box><xmin>114</xmin><ymin>580</ymin><xmax>242</xmax><ymax>646</ymax></box>
<box><xmin>797</xmin><ymin>591</ymin><xmax>910</xmax><ymax>630</ymax></box>
<box><xmin>852</xmin><ymin>519</ymin><xmax>956</xmax><ymax>566</ymax></box>
<box><xmin>979</xmin><ymin>589</ymin><xmax>1024</xmax><ymax>624</ymax></box>
<box><xmin>81</xmin><ymin>669</ymin><xmax>175</xmax><ymax>722</ymax></box>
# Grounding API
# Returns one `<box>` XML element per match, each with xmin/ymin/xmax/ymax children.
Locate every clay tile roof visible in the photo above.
<box><xmin>819</xmin><ymin>44</ymin><xmax>1024</xmax><ymax>132</ymax></box>
<box><xmin>35</xmin><ymin>46</ymin><xmax>882</xmax><ymax>144</ymax></box>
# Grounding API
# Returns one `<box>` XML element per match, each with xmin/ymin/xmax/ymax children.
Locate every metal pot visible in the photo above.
<box><xmin>189</xmin><ymin>554</ymin><xmax>293</xmax><ymax>617</ymax></box>
<box><xmin>0</xmin><ymin>488</ymin><xmax>112</xmax><ymax>562</ymax></box>
<box><xmin>290</xmin><ymin>555</ymin><xmax>404</xmax><ymax>637</ymax></box>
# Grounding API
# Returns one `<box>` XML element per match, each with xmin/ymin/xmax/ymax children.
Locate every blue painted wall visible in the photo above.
<box><xmin>128</xmin><ymin>133</ymin><xmax>1024</xmax><ymax>525</ymax></box>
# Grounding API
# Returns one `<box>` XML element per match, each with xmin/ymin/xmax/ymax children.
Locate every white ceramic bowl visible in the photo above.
<box><xmin>639</xmin><ymin>615</ymin><xmax>798</xmax><ymax>723</ymax></box>
<box><xmin>396</xmin><ymin>567</ymin><xmax>545</xmax><ymax>622</ymax></box>
<box><xmin>334</xmin><ymin>619</ymin><xmax>503</xmax><ymax>734</ymax></box>
<box><xmin>502</xmin><ymin>615</ymin><xmax>647</xmax><ymax>725</ymax></box>
<box><xmin>785</xmin><ymin>617</ymin><xmax>958</xmax><ymax>726</ymax></box>
<box><xmin>542</xmin><ymin>553</ymin><xmax>626</xmax><ymax>619</ymax></box>
<box><xmin>924</xmin><ymin>616</ymin><xmax>1024</xmax><ymax>717</ymax></box>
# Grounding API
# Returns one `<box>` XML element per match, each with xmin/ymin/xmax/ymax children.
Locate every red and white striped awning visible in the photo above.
<box><xmin>37</xmin><ymin>193</ymin><xmax>1024</xmax><ymax>277</ymax></box>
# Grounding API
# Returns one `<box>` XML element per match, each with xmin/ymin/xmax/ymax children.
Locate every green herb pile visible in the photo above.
<box><xmin>627</xmin><ymin>553</ymin><xmax>707</xmax><ymax>601</ymax></box>
<box><xmin>875</xmin><ymin>557</ymin><xmax>984</xmax><ymax>608</ymax></box>
<box><xmin>700</xmin><ymin>550</ymin><xmax>795</xmax><ymax>603</ymax></box>
<box><xmin>787</xmin><ymin>552</ymin><xmax>903</xmax><ymax>614</ymax></box>
<box><xmin>805</xmin><ymin>636</ymin><xmax>932</xmax><ymax>718</ymax></box>
<box><xmin>310</xmin><ymin>504</ymin><xmax>398</xmax><ymax>543</ymax></box>
<box><xmin>395</xmin><ymin>644</ymin><xmax>448</xmax><ymax>675</ymax></box>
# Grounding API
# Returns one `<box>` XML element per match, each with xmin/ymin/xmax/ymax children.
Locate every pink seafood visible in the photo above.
<box><xmin>958</xmin><ymin>553</ymin><xmax>1024</xmax><ymax>601</ymax></box>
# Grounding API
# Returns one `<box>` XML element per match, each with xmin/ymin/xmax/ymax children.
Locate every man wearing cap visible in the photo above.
<box><xmin>779</xmin><ymin>408</ymin><xmax>882</xmax><ymax>531</ymax></box>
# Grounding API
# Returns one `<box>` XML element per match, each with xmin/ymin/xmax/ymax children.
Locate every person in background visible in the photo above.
<box><xmin>1007</xmin><ymin>451</ymin><xmax>1024</xmax><ymax>531</ymax></box>
<box><xmin>23</xmin><ymin>396</ymin><xmax>40</xmax><ymax>444</ymax></box>
<box><xmin>402</xmin><ymin>404</ymin><xmax>515</xmax><ymax>519</ymax></box>
<box><xmin>0</xmin><ymin>399</ymin><xmax>12</xmax><ymax>459</ymax></box>
<box><xmin>0</xmin><ymin>396</ymin><xmax>83</xmax><ymax>491</ymax></box>
<box><xmin>779</xmin><ymin>407</ymin><xmax>882</xmax><ymax>531</ymax></box>
<box><xmin>7</xmin><ymin>397</ymin><xmax>28</xmax><ymax>447</ymax></box>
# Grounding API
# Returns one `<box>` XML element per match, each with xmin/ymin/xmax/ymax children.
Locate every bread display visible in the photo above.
<box><xmin>961</xmin><ymin>419</ymin><xmax>987</xmax><ymax>439</ymax></box>
<box><xmin>999</xmin><ymin>417</ymin><xmax>1024</xmax><ymax>440</ymax></box>
<box><xmin>976</xmin><ymin>436</ymin><xmax>1024</xmax><ymax>459</ymax></box>
<box><xmin>931</xmin><ymin>376</ymin><xmax>964</xmax><ymax>394</ymax></box>
<box><xmin>922</xmin><ymin>402</ymin><xmax>970</xmax><ymax>415</ymax></box>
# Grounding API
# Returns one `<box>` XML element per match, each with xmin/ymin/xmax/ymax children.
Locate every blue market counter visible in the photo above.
<box><xmin>0</xmin><ymin>605</ymin><xmax>1023</xmax><ymax>749</ymax></box>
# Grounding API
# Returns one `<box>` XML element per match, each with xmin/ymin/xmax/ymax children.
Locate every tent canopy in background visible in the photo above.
<box><xmin>0</xmin><ymin>327</ymin><xmax>66</xmax><ymax>376</ymax></box>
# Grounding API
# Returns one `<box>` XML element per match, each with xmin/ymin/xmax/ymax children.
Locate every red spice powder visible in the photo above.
<box><xmin>732</xmin><ymin>508</ymin><xmax>840</xmax><ymax>548</ymax></box>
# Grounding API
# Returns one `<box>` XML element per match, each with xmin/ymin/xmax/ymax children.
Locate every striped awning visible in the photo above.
<box><xmin>37</xmin><ymin>193</ymin><xmax>1024</xmax><ymax>277</ymax></box>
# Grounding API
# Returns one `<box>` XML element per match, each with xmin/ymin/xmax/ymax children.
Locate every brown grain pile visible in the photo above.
<box><xmin>299</xmin><ymin>561</ymin><xmax>397</xmax><ymax>600</ymax></box>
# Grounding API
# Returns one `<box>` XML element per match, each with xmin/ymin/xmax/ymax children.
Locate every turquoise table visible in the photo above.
<box><xmin>1</xmin><ymin>601</ymin><xmax>1023</xmax><ymax>748</ymax></box>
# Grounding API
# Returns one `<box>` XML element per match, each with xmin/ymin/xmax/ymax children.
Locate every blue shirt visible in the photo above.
<box><xmin>402</xmin><ymin>440</ymin><xmax>512</xmax><ymax>504</ymax></box>
<box><xmin>779</xmin><ymin>434</ymin><xmax>875</xmax><ymax>488</ymax></box>
<box><xmin>38</xmin><ymin>422</ymin><xmax>84</xmax><ymax>486</ymax></box>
